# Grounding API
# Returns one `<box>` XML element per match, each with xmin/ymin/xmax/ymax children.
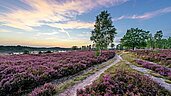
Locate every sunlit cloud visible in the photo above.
<box><xmin>113</xmin><ymin>6</ymin><xmax>171</xmax><ymax>21</ymax></box>
<box><xmin>35</xmin><ymin>31</ymin><xmax>59</xmax><ymax>37</ymax></box>
<box><xmin>34</xmin><ymin>29</ymin><xmax>71</xmax><ymax>41</ymax></box>
<box><xmin>0</xmin><ymin>0</ymin><xmax>128</xmax><ymax>31</ymax></box>
<box><xmin>0</xmin><ymin>37</ymin><xmax>91</xmax><ymax>47</ymax></box>
<box><xmin>47</xmin><ymin>21</ymin><xmax>94</xmax><ymax>29</ymax></box>
<box><xmin>0</xmin><ymin>29</ymin><xmax>10</xmax><ymax>33</ymax></box>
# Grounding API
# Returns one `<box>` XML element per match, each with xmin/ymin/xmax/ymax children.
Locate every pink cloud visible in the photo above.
<box><xmin>0</xmin><ymin>0</ymin><xmax>128</xmax><ymax>31</ymax></box>
<box><xmin>113</xmin><ymin>6</ymin><xmax>171</xmax><ymax>21</ymax></box>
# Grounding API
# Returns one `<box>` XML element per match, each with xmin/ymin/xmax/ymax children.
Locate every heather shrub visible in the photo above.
<box><xmin>77</xmin><ymin>70</ymin><xmax>170</xmax><ymax>96</ymax></box>
<box><xmin>136</xmin><ymin>59</ymin><xmax>171</xmax><ymax>80</ymax></box>
<box><xmin>131</xmin><ymin>49</ymin><xmax>171</xmax><ymax>68</ymax></box>
<box><xmin>0</xmin><ymin>51</ymin><xmax>115</xmax><ymax>95</ymax></box>
<box><xmin>28</xmin><ymin>83</ymin><xmax>56</xmax><ymax>96</ymax></box>
<box><xmin>0</xmin><ymin>72</ymin><xmax>37</xmax><ymax>96</ymax></box>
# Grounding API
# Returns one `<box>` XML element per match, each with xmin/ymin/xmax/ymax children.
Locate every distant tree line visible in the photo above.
<box><xmin>0</xmin><ymin>45</ymin><xmax>70</xmax><ymax>53</ymax></box>
<box><xmin>119</xmin><ymin>28</ymin><xmax>171</xmax><ymax>50</ymax></box>
<box><xmin>71</xmin><ymin>45</ymin><xmax>93</xmax><ymax>51</ymax></box>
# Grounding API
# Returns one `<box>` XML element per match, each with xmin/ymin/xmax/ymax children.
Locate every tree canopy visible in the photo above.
<box><xmin>120</xmin><ymin>28</ymin><xmax>149</xmax><ymax>50</ymax></box>
<box><xmin>120</xmin><ymin>29</ymin><xmax>171</xmax><ymax>50</ymax></box>
<box><xmin>90</xmin><ymin>11</ymin><xmax>117</xmax><ymax>52</ymax></box>
<box><xmin>154</xmin><ymin>30</ymin><xmax>163</xmax><ymax>48</ymax></box>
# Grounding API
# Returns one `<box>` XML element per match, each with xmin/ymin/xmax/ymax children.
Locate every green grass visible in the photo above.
<box><xmin>55</xmin><ymin>67</ymin><xmax>96</xmax><ymax>94</ymax></box>
<box><xmin>150</xmin><ymin>72</ymin><xmax>164</xmax><ymax>78</ymax></box>
<box><xmin>148</xmin><ymin>71</ymin><xmax>171</xmax><ymax>83</ymax></box>
<box><xmin>117</xmin><ymin>51</ymin><xmax>142</xmax><ymax>67</ymax></box>
<box><xmin>55</xmin><ymin>68</ymin><xmax>97</xmax><ymax>94</ymax></box>
<box><xmin>55</xmin><ymin>80</ymin><xmax>77</xmax><ymax>94</ymax></box>
<box><xmin>165</xmin><ymin>79</ymin><xmax>171</xmax><ymax>84</ymax></box>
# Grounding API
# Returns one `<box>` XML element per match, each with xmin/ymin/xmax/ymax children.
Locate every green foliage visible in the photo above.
<box><xmin>81</xmin><ymin>45</ymin><xmax>91</xmax><ymax>50</ymax></box>
<box><xmin>154</xmin><ymin>30</ymin><xmax>163</xmax><ymax>48</ymax></box>
<box><xmin>95</xmin><ymin>50</ymin><xmax>100</xmax><ymax>56</ymax></box>
<box><xmin>45</xmin><ymin>50</ymin><xmax>52</xmax><ymax>53</ymax></box>
<box><xmin>110</xmin><ymin>43</ymin><xmax>115</xmax><ymax>49</ymax></box>
<box><xmin>23</xmin><ymin>50</ymin><xmax>30</xmax><ymax>54</ymax></box>
<box><xmin>121</xmin><ymin>28</ymin><xmax>149</xmax><ymax>50</ymax></box>
<box><xmin>116</xmin><ymin>44</ymin><xmax>123</xmax><ymax>50</ymax></box>
<box><xmin>147</xmin><ymin>33</ymin><xmax>155</xmax><ymax>49</ymax></box>
<box><xmin>161</xmin><ymin>39</ymin><xmax>168</xmax><ymax>49</ymax></box>
<box><xmin>146</xmin><ymin>31</ymin><xmax>171</xmax><ymax>49</ymax></box>
<box><xmin>168</xmin><ymin>37</ymin><xmax>171</xmax><ymax>48</ymax></box>
<box><xmin>38</xmin><ymin>51</ymin><xmax>42</xmax><ymax>54</ymax></box>
<box><xmin>90</xmin><ymin>10</ymin><xmax>117</xmax><ymax>52</ymax></box>
<box><xmin>71</xmin><ymin>46</ymin><xmax>78</xmax><ymax>50</ymax></box>
<box><xmin>117</xmin><ymin>29</ymin><xmax>170</xmax><ymax>49</ymax></box>
<box><xmin>154</xmin><ymin>30</ymin><xmax>163</xmax><ymax>40</ymax></box>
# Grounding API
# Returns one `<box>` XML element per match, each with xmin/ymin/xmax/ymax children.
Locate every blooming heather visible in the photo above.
<box><xmin>131</xmin><ymin>49</ymin><xmax>171</xmax><ymax>68</ymax></box>
<box><xmin>135</xmin><ymin>59</ymin><xmax>171</xmax><ymax>79</ymax></box>
<box><xmin>0</xmin><ymin>51</ymin><xmax>115</xmax><ymax>96</ymax></box>
<box><xmin>77</xmin><ymin>70</ymin><xmax>170</xmax><ymax>96</ymax></box>
<box><xmin>28</xmin><ymin>83</ymin><xmax>55</xmax><ymax>96</ymax></box>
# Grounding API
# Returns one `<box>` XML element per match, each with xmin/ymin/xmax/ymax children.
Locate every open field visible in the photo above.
<box><xmin>0</xmin><ymin>50</ymin><xmax>171</xmax><ymax>96</ymax></box>
<box><xmin>77</xmin><ymin>51</ymin><xmax>171</xmax><ymax>96</ymax></box>
<box><xmin>77</xmin><ymin>60</ymin><xmax>171</xmax><ymax>96</ymax></box>
<box><xmin>0</xmin><ymin>51</ymin><xmax>115</xmax><ymax>96</ymax></box>
<box><xmin>1</xmin><ymin>1</ymin><xmax>171</xmax><ymax>96</ymax></box>
<box><xmin>131</xmin><ymin>49</ymin><xmax>171</xmax><ymax>68</ymax></box>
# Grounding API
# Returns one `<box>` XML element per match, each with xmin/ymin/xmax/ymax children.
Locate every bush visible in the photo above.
<box><xmin>95</xmin><ymin>50</ymin><xmax>100</xmax><ymax>56</ymax></box>
<box><xmin>131</xmin><ymin>49</ymin><xmax>171</xmax><ymax>67</ymax></box>
<box><xmin>28</xmin><ymin>83</ymin><xmax>56</xmax><ymax>96</ymax></box>
<box><xmin>0</xmin><ymin>73</ymin><xmax>37</xmax><ymax>96</ymax></box>
<box><xmin>0</xmin><ymin>51</ymin><xmax>115</xmax><ymax>95</ymax></box>
<box><xmin>135</xmin><ymin>60</ymin><xmax>171</xmax><ymax>79</ymax></box>
<box><xmin>38</xmin><ymin>51</ymin><xmax>42</xmax><ymax>54</ymax></box>
<box><xmin>77</xmin><ymin>70</ymin><xmax>170</xmax><ymax>96</ymax></box>
<box><xmin>23</xmin><ymin>50</ymin><xmax>30</xmax><ymax>54</ymax></box>
<box><xmin>45</xmin><ymin>51</ymin><xmax>52</xmax><ymax>53</ymax></box>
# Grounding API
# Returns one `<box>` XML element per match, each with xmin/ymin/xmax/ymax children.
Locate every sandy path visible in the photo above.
<box><xmin>58</xmin><ymin>55</ymin><xmax>121</xmax><ymax>96</ymax></box>
<box><xmin>58</xmin><ymin>54</ymin><xmax>170</xmax><ymax>96</ymax></box>
<box><xmin>125</xmin><ymin>60</ymin><xmax>171</xmax><ymax>92</ymax></box>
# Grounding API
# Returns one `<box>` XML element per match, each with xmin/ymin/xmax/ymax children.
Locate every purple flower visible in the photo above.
<box><xmin>0</xmin><ymin>51</ymin><xmax>116</xmax><ymax>95</ymax></box>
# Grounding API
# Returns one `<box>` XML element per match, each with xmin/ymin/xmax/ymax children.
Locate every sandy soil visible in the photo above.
<box><xmin>58</xmin><ymin>55</ymin><xmax>122</xmax><ymax>96</ymax></box>
<box><xmin>57</xmin><ymin>55</ymin><xmax>171</xmax><ymax>96</ymax></box>
<box><xmin>125</xmin><ymin>60</ymin><xmax>171</xmax><ymax>91</ymax></box>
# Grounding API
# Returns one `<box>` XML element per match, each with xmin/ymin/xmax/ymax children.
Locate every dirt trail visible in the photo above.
<box><xmin>58</xmin><ymin>54</ymin><xmax>170</xmax><ymax>96</ymax></box>
<box><xmin>124</xmin><ymin>60</ymin><xmax>171</xmax><ymax>92</ymax></box>
<box><xmin>130</xmin><ymin>64</ymin><xmax>171</xmax><ymax>91</ymax></box>
<box><xmin>58</xmin><ymin>55</ymin><xmax>122</xmax><ymax>96</ymax></box>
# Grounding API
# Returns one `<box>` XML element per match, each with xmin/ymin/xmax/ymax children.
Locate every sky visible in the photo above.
<box><xmin>0</xmin><ymin>0</ymin><xmax>171</xmax><ymax>48</ymax></box>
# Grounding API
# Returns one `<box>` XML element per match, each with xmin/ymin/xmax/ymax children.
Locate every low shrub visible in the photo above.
<box><xmin>77</xmin><ymin>70</ymin><xmax>170</xmax><ymax>96</ymax></box>
<box><xmin>28</xmin><ymin>83</ymin><xmax>56</xmax><ymax>96</ymax></box>
<box><xmin>135</xmin><ymin>60</ymin><xmax>171</xmax><ymax>80</ymax></box>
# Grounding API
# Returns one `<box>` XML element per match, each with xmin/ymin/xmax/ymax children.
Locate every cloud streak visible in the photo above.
<box><xmin>59</xmin><ymin>28</ymin><xmax>71</xmax><ymax>38</ymax></box>
<box><xmin>47</xmin><ymin>21</ymin><xmax>94</xmax><ymax>29</ymax></box>
<box><xmin>113</xmin><ymin>6</ymin><xmax>171</xmax><ymax>21</ymax></box>
<box><xmin>0</xmin><ymin>0</ymin><xmax>128</xmax><ymax>31</ymax></box>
